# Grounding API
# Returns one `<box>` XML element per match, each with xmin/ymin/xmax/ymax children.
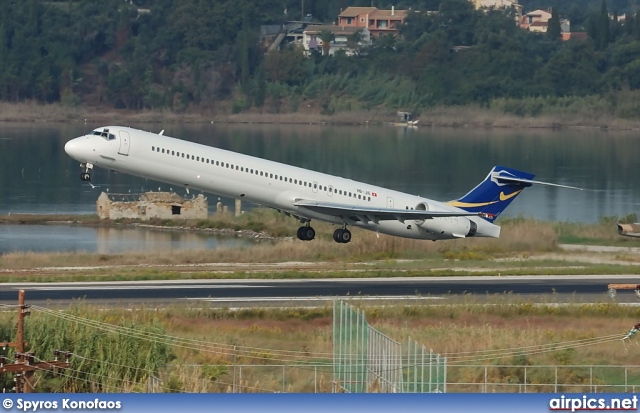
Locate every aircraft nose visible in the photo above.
<box><xmin>64</xmin><ymin>138</ymin><xmax>84</xmax><ymax>160</ymax></box>
<box><xmin>64</xmin><ymin>139</ymin><xmax>77</xmax><ymax>156</ymax></box>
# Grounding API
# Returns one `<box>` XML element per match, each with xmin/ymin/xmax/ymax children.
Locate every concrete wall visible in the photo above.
<box><xmin>97</xmin><ymin>192</ymin><xmax>208</xmax><ymax>220</ymax></box>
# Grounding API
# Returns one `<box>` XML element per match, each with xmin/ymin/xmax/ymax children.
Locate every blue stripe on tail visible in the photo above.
<box><xmin>447</xmin><ymin>166</ymin><xmax>534</xmax><ymax>223</ymax></box>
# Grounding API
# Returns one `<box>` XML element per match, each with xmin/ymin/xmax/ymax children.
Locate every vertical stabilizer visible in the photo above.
<box><xmin>447</xmin><ymin>166</ymin><xmax>534</xmax><ymax>222</ymax></box>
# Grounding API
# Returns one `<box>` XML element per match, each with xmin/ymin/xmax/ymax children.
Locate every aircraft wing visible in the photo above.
<box><xmin>293</xmin><ymin>200</ymin><xmax>478</xmax><ymax>223</ymax></box>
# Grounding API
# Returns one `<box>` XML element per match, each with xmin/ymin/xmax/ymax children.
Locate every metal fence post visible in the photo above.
<box><xmin>429</xmin><ymin>349</ymin><xmax>433</xmax><ymax>393</ymax></box>
<box><xmin>232</xmin><ymin>346</ymin><xmax>237</xmax><ymax>393</ymax></box>
<box><xmin>484</xmin><ymin>366</ymin><xmax>488</xmax><ymax>393</ymax></box>
<box><xmin>443</xmin><ymin>356</ymin><xmax>447</xmax><ymax>394</ymax></box>
<box><xmin>421</xmin><ymin>345</ymin><xmax>425</xmax><ymax>394</ymax></box>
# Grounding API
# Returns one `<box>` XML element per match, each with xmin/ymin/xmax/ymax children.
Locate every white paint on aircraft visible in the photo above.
<box><xmin>65</xmin><ymin>126</ymin><xmax>576</xmax><ymax>243</ymax></box>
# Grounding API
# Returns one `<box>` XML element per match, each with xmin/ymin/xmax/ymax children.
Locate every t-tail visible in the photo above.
<box><xmin>447</xmin><ymin>166</ymin><xmax>582</xmax><ymax>223</ymax></box>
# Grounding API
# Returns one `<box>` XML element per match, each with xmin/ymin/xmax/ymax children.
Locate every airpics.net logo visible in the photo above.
<box><xmin>549</xmin><ymin>395</ymin><xmax>638</xmax><ymax>412</ymax></box>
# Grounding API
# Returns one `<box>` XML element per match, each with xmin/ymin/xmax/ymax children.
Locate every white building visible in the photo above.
<box><xmin>303</xmin><ymin>25</ymin><xmax>371</xmax><ymax>56</ymax></box>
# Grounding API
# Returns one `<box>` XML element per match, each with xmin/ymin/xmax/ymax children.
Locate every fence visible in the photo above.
<box><xmin>156</xmin><ymin>363</ymin><xmax>640</xmax><ymax>393</ymax></box>
<box><xmin>446</xmin><ymin>364</ymin><xmax>640</xmax><ymax>393</ymax></box>
<box><xmin>150</xmin><ymin>299</ymin><xmax>640</xmax><ymax>393</ymax></box>
<box><xmin>332</xmin><ymin>300</ymin><xmax>446</xmax><ymax>393</ymax></box>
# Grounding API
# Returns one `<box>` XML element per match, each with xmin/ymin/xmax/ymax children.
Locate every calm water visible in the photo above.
<box><xmin>0</xmin><ymin>224</ymin><xmax>257</xmax><ymax>254</ymax></box>
<box><xmin>1</xmin><ymin>122</ymin><xmax>640</xmax><ymax>252</ymax></box>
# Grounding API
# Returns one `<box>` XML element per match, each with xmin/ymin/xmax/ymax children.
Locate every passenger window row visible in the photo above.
<box><xmin>150</xmin><ymin>145</ymin><xmax>372</xmax><ymax>202</ymax></box>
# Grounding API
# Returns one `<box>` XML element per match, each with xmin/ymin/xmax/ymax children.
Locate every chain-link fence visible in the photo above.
<box><xmin>333</xmin><ymin>300</ymin><xmax>446</xmax><ymax>393</ymax></box>
<box><xmin>446</xmin><ymin>364</ymin><xmax>640</xmax><ymax>393</ymax></box>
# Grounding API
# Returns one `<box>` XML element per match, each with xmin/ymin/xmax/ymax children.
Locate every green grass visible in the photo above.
<box><xmin>7</xmin><ymin>300</ymin><xmax>640</xmax><ymax>392</ymax></box>
<box><xmin>1</xmin><ymin>210</ymin><xmax>640</xmax><ymax>283</ymax></box>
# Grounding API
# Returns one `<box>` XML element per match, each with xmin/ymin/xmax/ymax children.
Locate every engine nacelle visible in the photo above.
<box><xmin>618</xmin><ymin>223</ymin><xmax>640</xmax><ymax>238</ymax></box>
<box><xmin>413</xmin><ymin>202</ymin><xmax>477</xmax><ymax>238</ymax></box>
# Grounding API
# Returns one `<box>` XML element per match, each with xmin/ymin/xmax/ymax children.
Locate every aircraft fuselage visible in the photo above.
<box><xmin>65</xmin><ymin>126</ymin><xmax>501</xmax><ymax>241</ymax></box>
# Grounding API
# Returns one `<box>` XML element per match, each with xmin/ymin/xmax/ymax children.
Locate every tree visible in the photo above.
<box><xmin>318</xmin><ymin>30</ymin><xmax>335</xmax><ymax>56</ymax></box>
<box><xmin>346</xmin><ymin>29</ymin><xmax>364</xmax><ymax>55</ymax></box>
<box><xmin>254</xmin><ymin>64</ymin><xmax>266</xmax><ymax>108</ymax></box>
<box><xmin>534</xmin><ymin>41</ymin><xmax>601</xmax><ymax>97</ymax></box>
<box><xmin>547</xmin><ymin>7</ymin><xmax>562</xmax><ymax>40</ymax></box>
<box><xmin>598</xmin><ymin>0</ymin><xmax>611</xmax><ymax>50</ymax></box>
<box><xmin>374</xmin><ymin>33</ymin><xmax>398</xmax><ymax>51</ymax></box>
<box><xmin>438</xmin><ymin>0</ymin><xmax>479</xmax><ymax>46</ymax></box>
<box><xmin>263</xmin><ymin>47</ymin><xmax>307</xmax><ymax>86</ymax></box>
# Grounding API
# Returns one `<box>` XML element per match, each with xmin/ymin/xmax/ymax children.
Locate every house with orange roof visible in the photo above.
<box><xmin>337</xmin><ymin>6</ymin><xmax>408</xmax><ymax>37</ymax></box>
<box><xmin>337</xmin><ymin>6</ymin><xmax>376</xmax><ymax>28</ymax></box>
<box><xmin>520</xmin><ymin>9</ymin><xmax>570</xmax><ymax>34</ymax></box>
<box><xmin>520</xmin><ymin>9</ymin><xmax>551</xmax><ymax>30</ymax></box>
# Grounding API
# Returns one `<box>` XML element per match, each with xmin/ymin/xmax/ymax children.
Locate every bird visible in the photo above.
<box><xmin>88</xmin><ymin>182</ymin><xmax>100</xmax><ymax>189</ymax></box>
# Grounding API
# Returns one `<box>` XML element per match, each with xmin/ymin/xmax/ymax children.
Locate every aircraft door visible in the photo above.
<box><xmin>312</xmin><ymin>181</ymin><xmax>318</xmax><ymax>193</ymax></box>
<box><xmin>386</xmin><ymin>197</ymin><xmax>394</xmax><ymax>208</ymax></box>
<box><xmin>118</xmin><ymin>130</ymin><xmax>131</xmax><ymax>155</ymax></box>
<box><xmin>327</xmin><ymin>185</ymin><xmax>334</xmax><ymax>197</ymax></box>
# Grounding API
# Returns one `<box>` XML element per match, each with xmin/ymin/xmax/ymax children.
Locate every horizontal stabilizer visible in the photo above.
<box><xmin>495</xmin><ymin>173</ymin><xmax>583</xmax><ymax>191</ymax></box>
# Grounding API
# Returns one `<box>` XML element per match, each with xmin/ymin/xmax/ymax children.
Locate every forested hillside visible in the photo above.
<box><xmin>3</xmin><ymin>0</ymin><xmax>640</xmax><ymax>118</ymax></box>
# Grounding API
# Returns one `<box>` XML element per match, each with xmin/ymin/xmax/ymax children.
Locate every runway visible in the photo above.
<box><xmin>0</xmin><ymin>274</ymin><xmax>638</xmax><ymax>306</ymax></box>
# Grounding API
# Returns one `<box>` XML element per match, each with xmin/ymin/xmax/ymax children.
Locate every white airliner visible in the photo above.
<box><xmin>65</xmin><ymin>126</ymin><xmax>579</xmax><ymax>243</ymax></box>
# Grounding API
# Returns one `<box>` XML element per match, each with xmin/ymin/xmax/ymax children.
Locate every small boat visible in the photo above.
<box><xmin>389</xmin><ymin>119</ymin><xmax>419</xmax><ymax>127</ymax></box>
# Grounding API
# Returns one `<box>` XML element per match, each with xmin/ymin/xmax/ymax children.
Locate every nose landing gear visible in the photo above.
<box><xmin>79</xmin><ymin>162</ymin><xmax>93</xmax><ymax>181</ymax></box>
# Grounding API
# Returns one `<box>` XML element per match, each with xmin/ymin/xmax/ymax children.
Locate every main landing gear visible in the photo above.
<box><xmin>295</xmin><ymin>221</ymin><xmax>351</xmax><ymax>243</ymax></box>
<box><xmin>332</xmin><ymin>227</ymin><xmax>352</xmax><ymax>244</ymax></box>
<box><xmin>79</xmin><ymin>162</ymin><xmax>93</xmax><ymax>181</ymax></box>
<box><xmin>296</xmin><ymin>224</ymin><xmax>316</xmax><ymax>241</ymax></box>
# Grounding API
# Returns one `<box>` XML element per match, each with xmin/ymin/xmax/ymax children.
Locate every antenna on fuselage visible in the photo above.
<box><xmin>159</xmin><ymin>130</ymin><xmax>164</xmax><ymax>135</ymax></box>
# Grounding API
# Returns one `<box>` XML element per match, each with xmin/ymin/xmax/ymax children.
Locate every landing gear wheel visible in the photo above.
<box><xmin>79</xmin><ymin>162</ymin><xmax>93</xmax><ymax>182</ymax></box>
<box><xmin>297</xmin><ymin>226</ymin><xmax>315</xmax><ymax>241</ymax></box>
<box><xmin>333</xmin><ymin>228</ymin><xmax>352</xmax><ymax>243</ymax></box>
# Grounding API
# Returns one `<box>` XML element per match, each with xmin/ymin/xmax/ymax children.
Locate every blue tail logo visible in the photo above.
<box><xmin>447</xmin><ymin>166</ymin><xmax>534</xmax><ymax>222</ymax></box>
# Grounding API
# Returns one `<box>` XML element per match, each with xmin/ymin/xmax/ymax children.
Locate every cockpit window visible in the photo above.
<box><xmin>92</xmin><ymin>130</ymin><xmax>115</xmax><ymax>140</ymax></box>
